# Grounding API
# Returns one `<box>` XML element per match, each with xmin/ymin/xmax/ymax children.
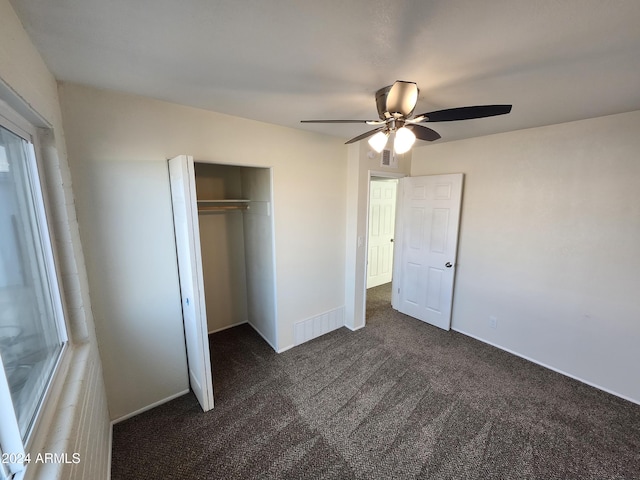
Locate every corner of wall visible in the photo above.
<box><xmin>1</xmin><ymin>2</ymin><xmax>113</xmax><ymax>476</ymax></box>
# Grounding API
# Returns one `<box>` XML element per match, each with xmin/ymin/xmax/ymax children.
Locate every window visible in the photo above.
<box><xmin>0</xmin><ymin>106</ymin><xmax>67</xmax><ymax>479</ymax></box>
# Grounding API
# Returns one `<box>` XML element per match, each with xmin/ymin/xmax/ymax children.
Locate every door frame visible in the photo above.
<box><xmin>361</xmin><ymin>170</ymin><xmax>406</xmax><ymax>326</ymax></box>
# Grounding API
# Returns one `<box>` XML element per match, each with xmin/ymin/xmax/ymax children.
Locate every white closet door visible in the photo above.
<box><xmin>393</xmin><ymin>174</ymin><xmax>463</xmax><ymax>330</ymax></box>
<box><xmin>168</xmin><ymin>155</ymin><xmax>214</xmax><ymax>412</ymax></box>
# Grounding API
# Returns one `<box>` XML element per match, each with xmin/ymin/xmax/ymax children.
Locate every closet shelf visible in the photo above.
<box><xmin>197</xmin><ymin>199</ymin><xmax>250</xmax><ymax>213</ymax></box>
<box><xmin>198</xmin><ymin>199</ymin><xmax>250</xmax><ymax>204</ymax></box>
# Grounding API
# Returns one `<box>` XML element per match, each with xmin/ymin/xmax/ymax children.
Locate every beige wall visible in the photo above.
<box><xmin>58</xmin><ymin>83</ymin><xmax>347</xmax><ymax>419</ymax></box>
<box><xmin>411</xmin><ymin>111</ymin><xmax>640</xmax><ymax>403</ymax></box>
<box><xmin>0</xmin><ymin>0</ymin><xmax>111</xmax><ymax>478</ymax></box>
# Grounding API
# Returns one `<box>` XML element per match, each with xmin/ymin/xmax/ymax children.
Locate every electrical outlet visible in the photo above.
<box><xmin>489</xmin><ymin>316</ymin><xmax>498</xmax><ymax>329</ymax></box>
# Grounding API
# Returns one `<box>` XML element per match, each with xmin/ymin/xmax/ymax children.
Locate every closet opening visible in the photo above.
<box><xmin>195</xmin><ymin>162</ymin><xmax>277</xmax><ymax>329</ymax></box>
<box><xmin>169</xmin><ymin>156</ymin><xmax>277</xmax><ymax>411</ymax></box>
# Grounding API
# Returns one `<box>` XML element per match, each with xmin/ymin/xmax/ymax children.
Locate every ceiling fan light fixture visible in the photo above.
<box><xmin>368</xmin><ymin>130</ymin><xmax>389</xmax><ymax>152</ymax></box>
<box><xmin>394</xmin><ymin>127</ymin><xmax>416</xmax><ymax>154</ymax></box>
<box><xmin>301</xmin><ymin>81</ymin><xmax>512</xmax><ymax>147</ymax></box>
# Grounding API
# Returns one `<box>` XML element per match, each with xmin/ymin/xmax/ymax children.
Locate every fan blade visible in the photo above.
<box><xmin>385</xmin><ymin>81</ymin><xmax>419</xmax><ymax>117</ymax></box>
<box><xmin>408</xmin><ymin>125</ymin><xmax>441</xmax><ymax>142</ymax></box>
<box><xmin>345</xmin><ymin>127</ymin><xmax>384</xmax><ymax>145</ymax></box>
<box><xmin>416</xmin><ymin>105</ymin><xmax>512</xmax><ymax>122</ymax></box>
<box><xmin>301</xmin><ymin>119</ymin><xmax>374</xmax><ymax>124</ymax></box>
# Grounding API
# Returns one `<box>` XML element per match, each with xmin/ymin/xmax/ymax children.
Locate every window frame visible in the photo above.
<box><xmin>0</xmin><ymin>100</ymin><xmax>70</xmax><ymax>479</ymax></box>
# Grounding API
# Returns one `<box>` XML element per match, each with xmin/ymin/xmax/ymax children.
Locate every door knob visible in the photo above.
<box><xmin>445</xmin><ymin>262</ymin><xmax>452</xmax><ymax>268</ymax></box>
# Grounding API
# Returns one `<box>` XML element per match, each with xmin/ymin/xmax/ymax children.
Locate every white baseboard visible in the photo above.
<box><xmin>345</xmin><ymin>323</ymin><xmax>365</xmax><ymax>332</ymax></box>
<box><xmin>453</xmin><ymin>327</ymin><xmax>640</xmax><ymax>406</ymax></box>
<box><xmin>277</xmin><ymin>344</ymin><xmax>295</xmax><ymax>354</ymax></box>
<box><xmin>111</xmin><ymin>389</ymin><xmax>190</xmax><ymax>424</ymax></box>
<box><xmin>208</xmin><ymin>320</ymin><xmax>248</xmax><ymax>334</ymax></box>
<box><xmin>294</xmin><ymin>306</ymin><xmax>345</xmax><ymax>346</ymax></box>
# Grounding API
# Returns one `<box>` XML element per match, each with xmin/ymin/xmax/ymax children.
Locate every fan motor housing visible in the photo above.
<box><xmin>375</xmin><ymin>85</ymin><xmax>393</xmax><ymax>119</ymax></box>
<box><xmin>376</xmin><ymin>82</ymin><xmax>419</xmax><ymax>119</ymax></box>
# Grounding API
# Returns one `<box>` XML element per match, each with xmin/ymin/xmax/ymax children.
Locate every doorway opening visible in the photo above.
<box><xmin>362</xmin><ymin>172</ymin><xmax>464</xmax><ymax>332</ymax></box>
<box><xmin>364</xmin><ymin>171</ymin><xmax>404</xmax><ymax>323</ymax></box>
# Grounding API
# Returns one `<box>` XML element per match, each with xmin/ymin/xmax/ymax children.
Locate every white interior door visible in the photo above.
<box><xmin>367</xmin><ymin>179</ymin><xmax>397</xmax><ymax>288</ymax></box>
<box><xmin>393</xmin><ymin>174</ymin><xmax>463</xmax><ymax>330</ymax></box>
<box><xmin>168</xmin><ymin>155</ymin><xmax>214</xmax><ymax>411</ymax></box>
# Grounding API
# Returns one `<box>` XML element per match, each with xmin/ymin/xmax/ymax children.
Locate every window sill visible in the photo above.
<box><xmin>22</xmin><ymin>342</ymin><xmax>91</xmax><ymax>480</ymax></box>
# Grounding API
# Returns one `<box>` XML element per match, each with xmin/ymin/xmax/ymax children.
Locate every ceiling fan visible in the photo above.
<box><xmin>301</xmin><ymin>81</ymin><xmax>512</xmax><ymax>154</ymax></box>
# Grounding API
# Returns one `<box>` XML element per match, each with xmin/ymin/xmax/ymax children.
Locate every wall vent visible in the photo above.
<box><xmin>381</xmin><ymin>149</ymin><xmax>398</xmax><ymax>168</ymax></box>
<box><xmin>381</xmin><ymin>149</ymin><xmax>391</xmax><ymax>166</ymax></box>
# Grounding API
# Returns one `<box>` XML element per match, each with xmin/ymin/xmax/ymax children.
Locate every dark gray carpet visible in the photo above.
<box><xmin>112</xmin><ymin>283</ymin><xmax>640</xmax><ymax>479</ymax></box>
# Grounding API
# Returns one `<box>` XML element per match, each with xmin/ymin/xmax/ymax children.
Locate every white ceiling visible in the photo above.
<box><xmin>9</xmin><ymin>0</ymin><xmax>640</xmax><ymax>144</ymax></box>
